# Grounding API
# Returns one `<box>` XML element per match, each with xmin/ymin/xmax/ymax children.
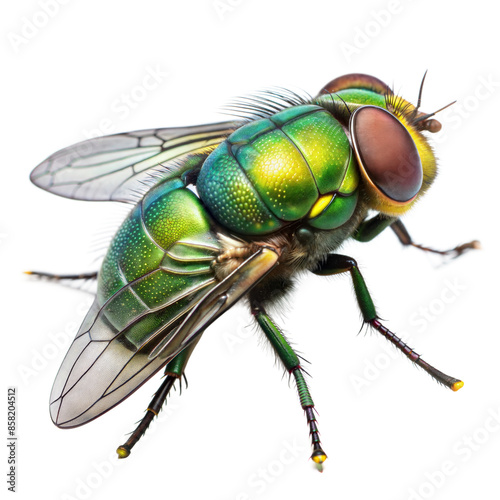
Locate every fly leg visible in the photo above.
<box><xmin>354</xmin><ymin>214</ymin><xmax>479</xmax><ymax>259</ymax></box>
<box><xmin>116</xmin><ymin>374</ymin><xmax>178</xmax><ymax>459</ymax></box>
<box><xmin>25</xmin><ymin>271</ymin><xmax>98</xmax><ymax>281</ymax></box>
<box><xmin>116</xmin><ymin>340</ymin><xmax>198</xmax><ymax>458</ymax></box>
<box><xmin>313</xmin><ymin>254</ymin><xmax>463</xmax><ymax>391</ymax></box>
<box><xmin>250</xmin><ymin>300</ymin><xmax>327</xmax><ymax>472</ymax></box>
<box><xmin>391</xmin><ymin>219</ymin><xmax>480</xmax><ymax>259</ymax></box>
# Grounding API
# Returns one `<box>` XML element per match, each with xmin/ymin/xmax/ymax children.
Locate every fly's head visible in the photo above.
<box><xmin>316</xmin><ymin>73</ymin><xmax>450</xmax><ymax>217</ymax></box>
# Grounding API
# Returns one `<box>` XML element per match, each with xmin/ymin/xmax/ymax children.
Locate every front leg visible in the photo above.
<box><xmin>354</xmin><ymin>214</ymin><xmax>479</xmax><ymax>259</ymax></box>
<box><xmin>390</xmin><ymin>219</ymin><xmax>480</xmax><ymax>258</ymax></box>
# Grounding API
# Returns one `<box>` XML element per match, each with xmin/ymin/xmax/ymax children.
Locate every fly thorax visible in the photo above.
<box><xmin>197</xmin><ymin>105</ymin><xmax>360</xmax><ymax>237</ymax></box>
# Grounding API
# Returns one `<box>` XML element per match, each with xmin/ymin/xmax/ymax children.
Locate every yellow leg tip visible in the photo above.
<box><xmin>312</xmin><ymin>453</ymin><xmax>327</xmax><ymax>464</ymax></box>
<box><xmin>452</xmin><ymin>380</ymin><xmax>464</xmax><ymax>392</ymax></box>
<box><xmin>311</xmin><ymin>450</ymin><xmax>327</xmax><ymax>472</ymax></box>
<box><xmin>116</xmin><ymin>446</ymin><xmax>130</xmax><ymax>459</ymax></box>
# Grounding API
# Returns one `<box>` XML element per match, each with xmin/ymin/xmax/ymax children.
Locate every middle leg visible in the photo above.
<box><xmin>313</xmin><ymin>254</ymin><xmax>463</xmax><ymax>391</ymax></box>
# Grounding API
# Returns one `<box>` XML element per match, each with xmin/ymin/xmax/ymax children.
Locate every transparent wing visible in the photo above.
<box><xmin>31</xmin><ymin>121</ymin><xmax>240</xmax><ymax>203</ymax></box>
<box><xmin>49</xmin><ymin>247</ymin><xmax>279</xmax><ymax>428</ymax></box>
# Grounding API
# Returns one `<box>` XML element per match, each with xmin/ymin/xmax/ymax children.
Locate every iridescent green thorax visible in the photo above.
<box><xmin>197</xmin><ymin>105</ymin><xmax>359</xmax><ymax>235</ymax></box>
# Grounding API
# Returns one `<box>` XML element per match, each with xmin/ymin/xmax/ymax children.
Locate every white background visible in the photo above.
<box><xmin>3</xmin><ymin>1</ymin><xmax>500</xmax><ymax>499</ymax></box>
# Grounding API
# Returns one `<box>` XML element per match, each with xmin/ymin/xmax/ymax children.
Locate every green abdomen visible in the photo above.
<box><xmin>97</xmin><ymin>179</ymin><xmax>222</xmax><ymax>351</ymax></box>
<box><xmin>197</xmin><ymin>104</ymin><xmax>359</xmax><ymax>235</ymax></box>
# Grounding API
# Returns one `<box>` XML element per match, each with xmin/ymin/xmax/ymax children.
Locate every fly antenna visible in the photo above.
<box><xmin>413</xmin><ymin>99</ymin><xmax>456</xmax><ymax>133</ymax></box>
<box><xmin>416</xmin><ymin>70</ymin><xmax>428</xmax><ymax>112</ymax></box>
<box><xmin>411</xmin><ymin>70</ymin><xmax>428</xmax><ymax>121</ymax></box>
<box><xmin>413</xmin><ymin>100</ymin><xmax>456</xmax><ymax>124</ymax></box>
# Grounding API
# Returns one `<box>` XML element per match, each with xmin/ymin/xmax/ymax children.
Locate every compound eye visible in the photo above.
<box><xmin>318</xmin><ymin>73</ymin><xmax>392</xmax><ymax>96</ymax></box>
<box><xmin>351</xmin><ymin>106</ymin><xmax>423</xmax><ymax>203</ymax></box>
